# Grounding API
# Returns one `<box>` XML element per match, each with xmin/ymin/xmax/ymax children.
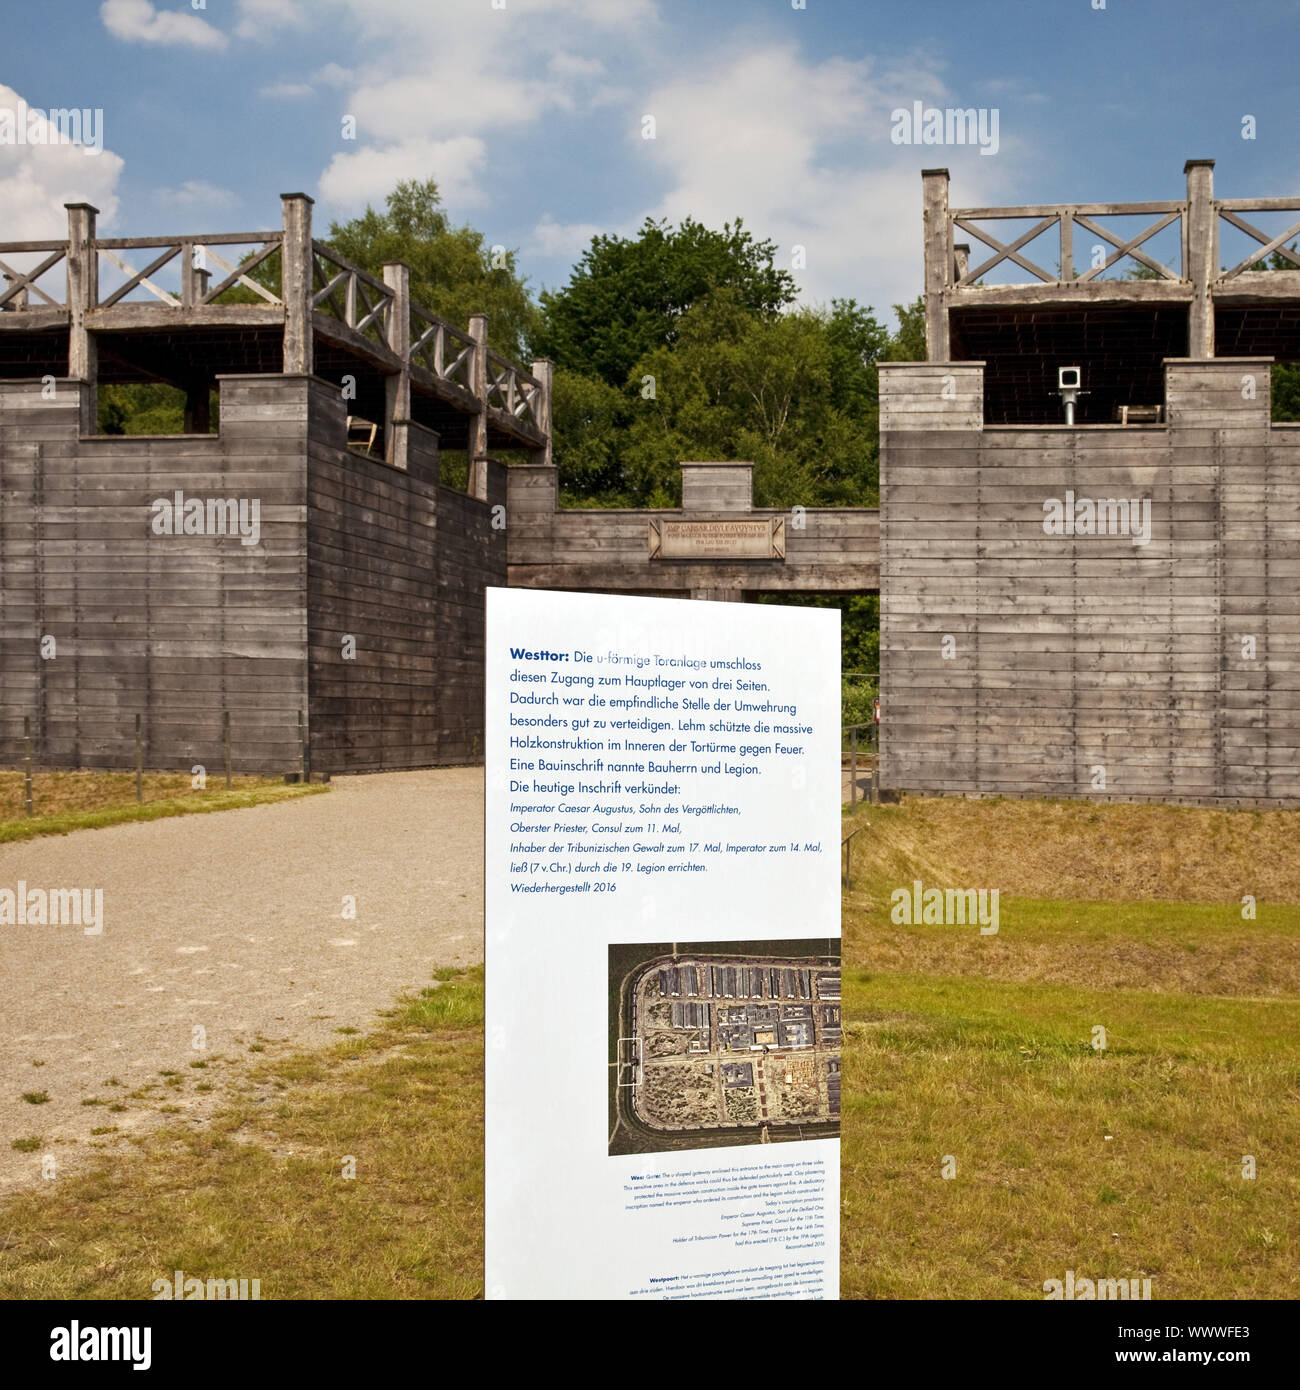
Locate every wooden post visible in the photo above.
<box><xmin>3</xmin><ymin>272</ymin><xmax>29</xmax><ymax>311</ymax></box>
<box><xmin>383</xmin><ymin>261</ymin><xmax>411</xmax><ymax>468</ymax></box>
<box><xmin>135</xmin><ymin>713</ymin><xmax>143</xmax><ymax>803</ymax></box>
<box><xmin>281</xmin><ymin>193</ymin><xmax>315</xmax><ymax>375</ymax></box>
<box><xmin>180</xmin><ymin>240</ymin><xmax>197</xmax><ymax>309</ymax></box>
<box><xmin>870</xmin><ymin>722</ymin><xmax>879</xmax><ymax>806</ymax></box>
<box><xmin>1059</xmin><ymin>212</ymin><xmax>1075</xmax><ymax>282</ymax></box>
<box><xmin>1185</xmin><ymin>160</ymin><xmax>1216</xmax><ymax>358</ymax></box>
<box><xmin>850</xmin><ymin>726</ymin><xmax>858</xmax><ymax>806</ymax></box>
<box><xmin>223</xmin><ymin>709</ymin><xmax>231</xmax><ymax>789</ymax></box>
<box><xmin>468</xmin><ymin>312</ymin><xmax>490</xmax><ymax>500</ymax></box>
<box><xmin>922</xmin><ymin>169</ymin><xmax>951</xmax><ymax>361</ymax></box>
<box><xmin>530</xmin><ymin>357</ymin><xmax>554</xmax><ymax>469</ymax></box>
<box><xmin>65</xmin><ymin>202</ymin><xmax>98</xmax><ymax>431</ymax></box>
<box><xmin>953</xmin><ymin>243</ymin><xmax>971</xmax><ymax>284</ymax></box>
<box><xmin>23</xmin><ymin>715</ymin><xmax>32</xmax><ymax>817</ymax></box>
<box><xmin>299</xmin><ymin>708</ymin><xmax>309</xmax><ymax>783</ymax></box>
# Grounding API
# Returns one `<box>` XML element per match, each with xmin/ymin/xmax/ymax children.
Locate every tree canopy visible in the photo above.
<box><xmin>327</xmin><ymin>178</ymin><xmax>537</xmax><ymax>363</ymax></box>
<box><xmin>534</xmin><ymin>217</ymin><xmax>797</xmax><ymax>388</ymax></box>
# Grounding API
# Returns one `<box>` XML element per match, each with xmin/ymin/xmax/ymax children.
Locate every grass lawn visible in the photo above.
<box><xmin>840</xmin><ymin>796</ymin><xmax>1300</xmax><ymax>1300</ymax></box>
<box><xmin>0</xmin><ymin>970</ymin><xmax>485</xmax><ymax>1300</ymax></box>
<box><xmin>1</xmin><ymin>797</ymin><xmax>1295</xmax><ymax>1300</ymax></box>
<box><xmin>0</xmin><ymin>770</ymin><xmax>327</xmax><ymax>844</ymax></box>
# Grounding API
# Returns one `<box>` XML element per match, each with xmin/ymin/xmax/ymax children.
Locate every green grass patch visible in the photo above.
<box><xmin>0</xmin><ymin>968</ymin><xmax>485</xmax><ymax>1300</ymax></box>
<box><xmin>0</xmin><ymin>777</ymin><xmax>328</xmax><ymax>844</ymax></box>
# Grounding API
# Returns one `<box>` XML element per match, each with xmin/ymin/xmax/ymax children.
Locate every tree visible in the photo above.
<box><xmin>572</xmin><ymin>290</ymin><xmax>885</xmax><ymax>509</ymax></box>
<box><xmin>326</xmin><ymin>178</ymin><xmax>537</xmax><ymax>361</ymax></box>
<box><xmin>536</xmin><ymin>217</ymin><xmax>797</xmax><ymax>389</ymax></box>
<box><xmin>883</xmin><ymin>296</ymin><xmax>926</xmax><ymax>361</ymax></box>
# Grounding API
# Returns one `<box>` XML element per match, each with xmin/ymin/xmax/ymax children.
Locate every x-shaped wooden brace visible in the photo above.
<box><xmin>1219</xmin><ymin>209</ymin><xmax>1300</xmax><ymax>280</ymax></box>
<box><xmin>953</xmin><ymin>215</ymin><xmax>1058</xmax><ymax>285</ymax></box>
<box><xmin>1074</xmin><ymin>211</ymin><xmax>1181</xmax><ymax>282</ymax></box>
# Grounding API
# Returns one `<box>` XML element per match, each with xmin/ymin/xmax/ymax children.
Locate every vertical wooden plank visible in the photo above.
<box><xmin>1185</xmin><ymin>159</ymin><xmax>1216</xmax><ymax>358</ymax></box>
<box><xmin>922</xmin><ymin>169</ymin><xmax>951</xmax><ymax>361</ymax></box>
<box><xmin>383</xmin><ymin>261</ymin><xmax>411</xmax><ymax>469</ymax></box>
<box><xmin>281</xmin><ymin>192</ymin><xmax>315</xmax><ymax>374</ymax></box>
<box><xmin>531</xmin><ymin>357</ymin><xmax>554</xmax><ymax>469</ymax></box>
<box><xmin>64</xmin><ymin>201</ymin><xmax>98</xmax><ymax>431</ymax></box>
<box><xmin>468</xmin><ymin>312</ymin><xmax>490</xmax><ymax>499</ymax></box>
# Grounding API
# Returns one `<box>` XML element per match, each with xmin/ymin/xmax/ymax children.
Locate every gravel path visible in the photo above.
<box><xmin>0</xmin><ymin>768</ymin><xmax>483</xmax><ymax>1195</ymax></box>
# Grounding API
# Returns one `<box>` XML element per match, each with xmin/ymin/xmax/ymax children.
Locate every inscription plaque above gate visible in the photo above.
<box><xmin>649</xmin><ymin>518</ymin><xmax>786</xmax><ymax>561</ymax></box>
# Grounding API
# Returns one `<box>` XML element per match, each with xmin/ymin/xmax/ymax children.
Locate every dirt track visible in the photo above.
<box><xmin>0</xmin><ymin>768</ymin><xmax>483</xmax><ymax>1195</ymax></box>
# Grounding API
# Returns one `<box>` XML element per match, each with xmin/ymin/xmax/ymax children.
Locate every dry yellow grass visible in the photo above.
<box><xmin>847</xmin><ymin>795</ymin><xmax>1300</xmax><ymax>902</ymax></box>
<box><xmin>841</xmin><ymin>794</ymin><xmax>1300</xmax><ymax>1300</ymax></box>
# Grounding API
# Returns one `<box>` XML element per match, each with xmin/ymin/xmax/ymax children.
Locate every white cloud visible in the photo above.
<box><xmin>260</xmin><ymin>80</ymin><xmax>315</xmax><ymax>99</ymax></box>
<box><xmin>637</xmin><ymin>44</ymin><xmax>1020</xmax><ymax>312</ymax></box>
<box><xmin>307</xmin><ymin>0</ymin><xmax>658</xmax><ymax>210</ymax></box>
<box><xmin>318</xmin><ymin>136</ymin><xmax>488</xmax><ymax>212</ymax></box>
<box><xmin>529</xmin><ymin>213</ymin><xmax>608</xmax><ymax>260</ymax></box>
<box><xmin>235</xmin><ymin>0</ymin><xmax>307</xmax><ymax>40</ymax></box>
<box><xmin>548</xmin><ymin>52</ymin><xmax>606</xmax><ymax>80</ymax></box>
<box><xmin>100</xmin><ymin>0</ymin><xmax>227</xmax><ymax>50</ymax></box>
<box><xmin>157</xmin><ymin>179</ymin><xmax>238</xmax><ymax>208</ymax></box>
<box><xmin>0</xmin><ymin>85</ymin><xmax>124</xmax><ymax>240</ymax></box>
<box><xmin>313</xmin><ymin>62</ymin><xmax>354</xmax><ymax>87</ymax></box>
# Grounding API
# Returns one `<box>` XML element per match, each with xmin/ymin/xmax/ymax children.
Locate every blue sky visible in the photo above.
<box><xmin>3</xmin><ymin>0</ymin><xmax>1298</xmax><ymax>327</ymax></box>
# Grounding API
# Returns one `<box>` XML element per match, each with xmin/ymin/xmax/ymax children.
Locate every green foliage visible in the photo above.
<box><xmin>326</xmin><ymin>178</ymin><xmax>537</xmax><ymax>362</ymax></box>
<box><xmin>555</xmin><ymin>290</ymin><xmax>897</xmax><ymax>509</ymax></box>
<box><xmin>882</xmin><ymin>296</ymin><xmax>926</xmax><ymax>362</ymax></box>
<box><xmin>1273</xmin><ymin>363</ymin><xmax>1300</xmax><ymax>422</ymax></box>
<box><xmin>535</xmin><ymin>216</ymin><xmax>797</xmax><ymax>388</ymax></box>
<box><xmin>841</xmin><ymin>676</ymin><xmax>878</xmax><ymax>730</ymax></box>
<box><xmin>97</xmin><ymin>383</ymin><xmax>187</xmax><ymax>435</ymax></box>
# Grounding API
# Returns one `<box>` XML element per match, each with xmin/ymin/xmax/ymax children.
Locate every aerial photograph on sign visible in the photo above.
<box><xmin>609</xmin><ymin>939</ymin><xmax>841</xmax><ymax>1156</ymax></box>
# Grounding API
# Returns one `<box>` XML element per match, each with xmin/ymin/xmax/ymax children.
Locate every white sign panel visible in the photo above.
<box><xmin>485</xmin><ymin>588</ymin><xmax>840</xmax><ymax>1300</ymax></box>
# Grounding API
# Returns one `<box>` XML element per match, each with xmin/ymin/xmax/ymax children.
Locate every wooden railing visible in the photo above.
<box><xmin>0</xmin><ymin>241</ymin><xmax>67</xmax><ymax>309</ymax></box>
<box><xmin>311</xmin><ymin>240</ymin><xmax>391</xmax><ymax>345</ymax></box>
<box><xmin>485</xmin><ymin>349</ymin><xmax>544</xmax><ymax>430</ymax></box>
<box><xmin>0</xmin><ymin>198</ymin><xmax>550</xmax><ymax>452</ymax></box>
<box><xmin>96</xmin><ymin>232</ymin><xmax>284</xmax><ymax>308</ymax></box>
<box><xmin>950</xmin><ymin>202</ymin><xmax>1185</xmax><ymax>286</ymax></box>
<box><xmin>1216</xmin><ymin>198</ymin><xmax>1300</xmax><ymax>280</ymax></box>
<box><xmin>410</xmin><ymin>302</ymin><xmax>475</xmax><ymax>392</ymax></box>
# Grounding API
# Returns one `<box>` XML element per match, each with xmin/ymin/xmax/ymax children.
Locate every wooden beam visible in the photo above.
<box><xmin>530</xmin><ymin>357</ymin><xmax>553</xmax><ymax>470</ymax></box>
<box><xmin>1073</xmin><ymin>210</ymin><xmax>1181</xmax><ymax>282</ymax></box>
<box><xmin>1185</xmin><ymin>159</ymin><xmax>1216</xmax><ymax>357</ymax></box>
<box><xmin>468</xmin><ymin>312</ymin><xmax>490</xmax><ymax>499</ymax></box>
<box><xmin>383</xmin><ymin>261</ymin><xmax>410</xmax><ymax>469</ymax></box>
<box><xmin>955</xmin><ymin>214</ymin><xmax>1058</xmax><ymax>285</ymax></box>
<box><xmin>1217</xmin><ymin>209</ymin><xmax>1300</xmax><ymax>278</ymax></box>
<box><xmin>923</xmin><ymin>169</ymin><xmax>951</xmax><ymax>361</ymax></box>
<box><xmin>65</xmin><ymin>201</ymin><xmax>98</xmax><ymax>430</ymax></box>
<box><xmin>281</xmin><ymin>193</ymin><xmax>314</xmax><ymax>374</ymax></box>
<box><xmin>952</xmin><ymin>201</ymin><xmax>1182</xmax><ymax>220</ymax></box>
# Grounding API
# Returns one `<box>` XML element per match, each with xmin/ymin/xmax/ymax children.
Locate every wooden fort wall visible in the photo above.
<box><xmin>879</xmin><ymin>359</ymin><xmax>1300</xmax><ymax>805</ymax></box>
<box><xmin>0</xmin><ymin>375</ymin><xmax>308</xmax><ymax>774</ymax></box>
<box><xmin>0</xmin><ymin>373</ymin><xmax>508</xmax><ymax>775</ymax></box>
